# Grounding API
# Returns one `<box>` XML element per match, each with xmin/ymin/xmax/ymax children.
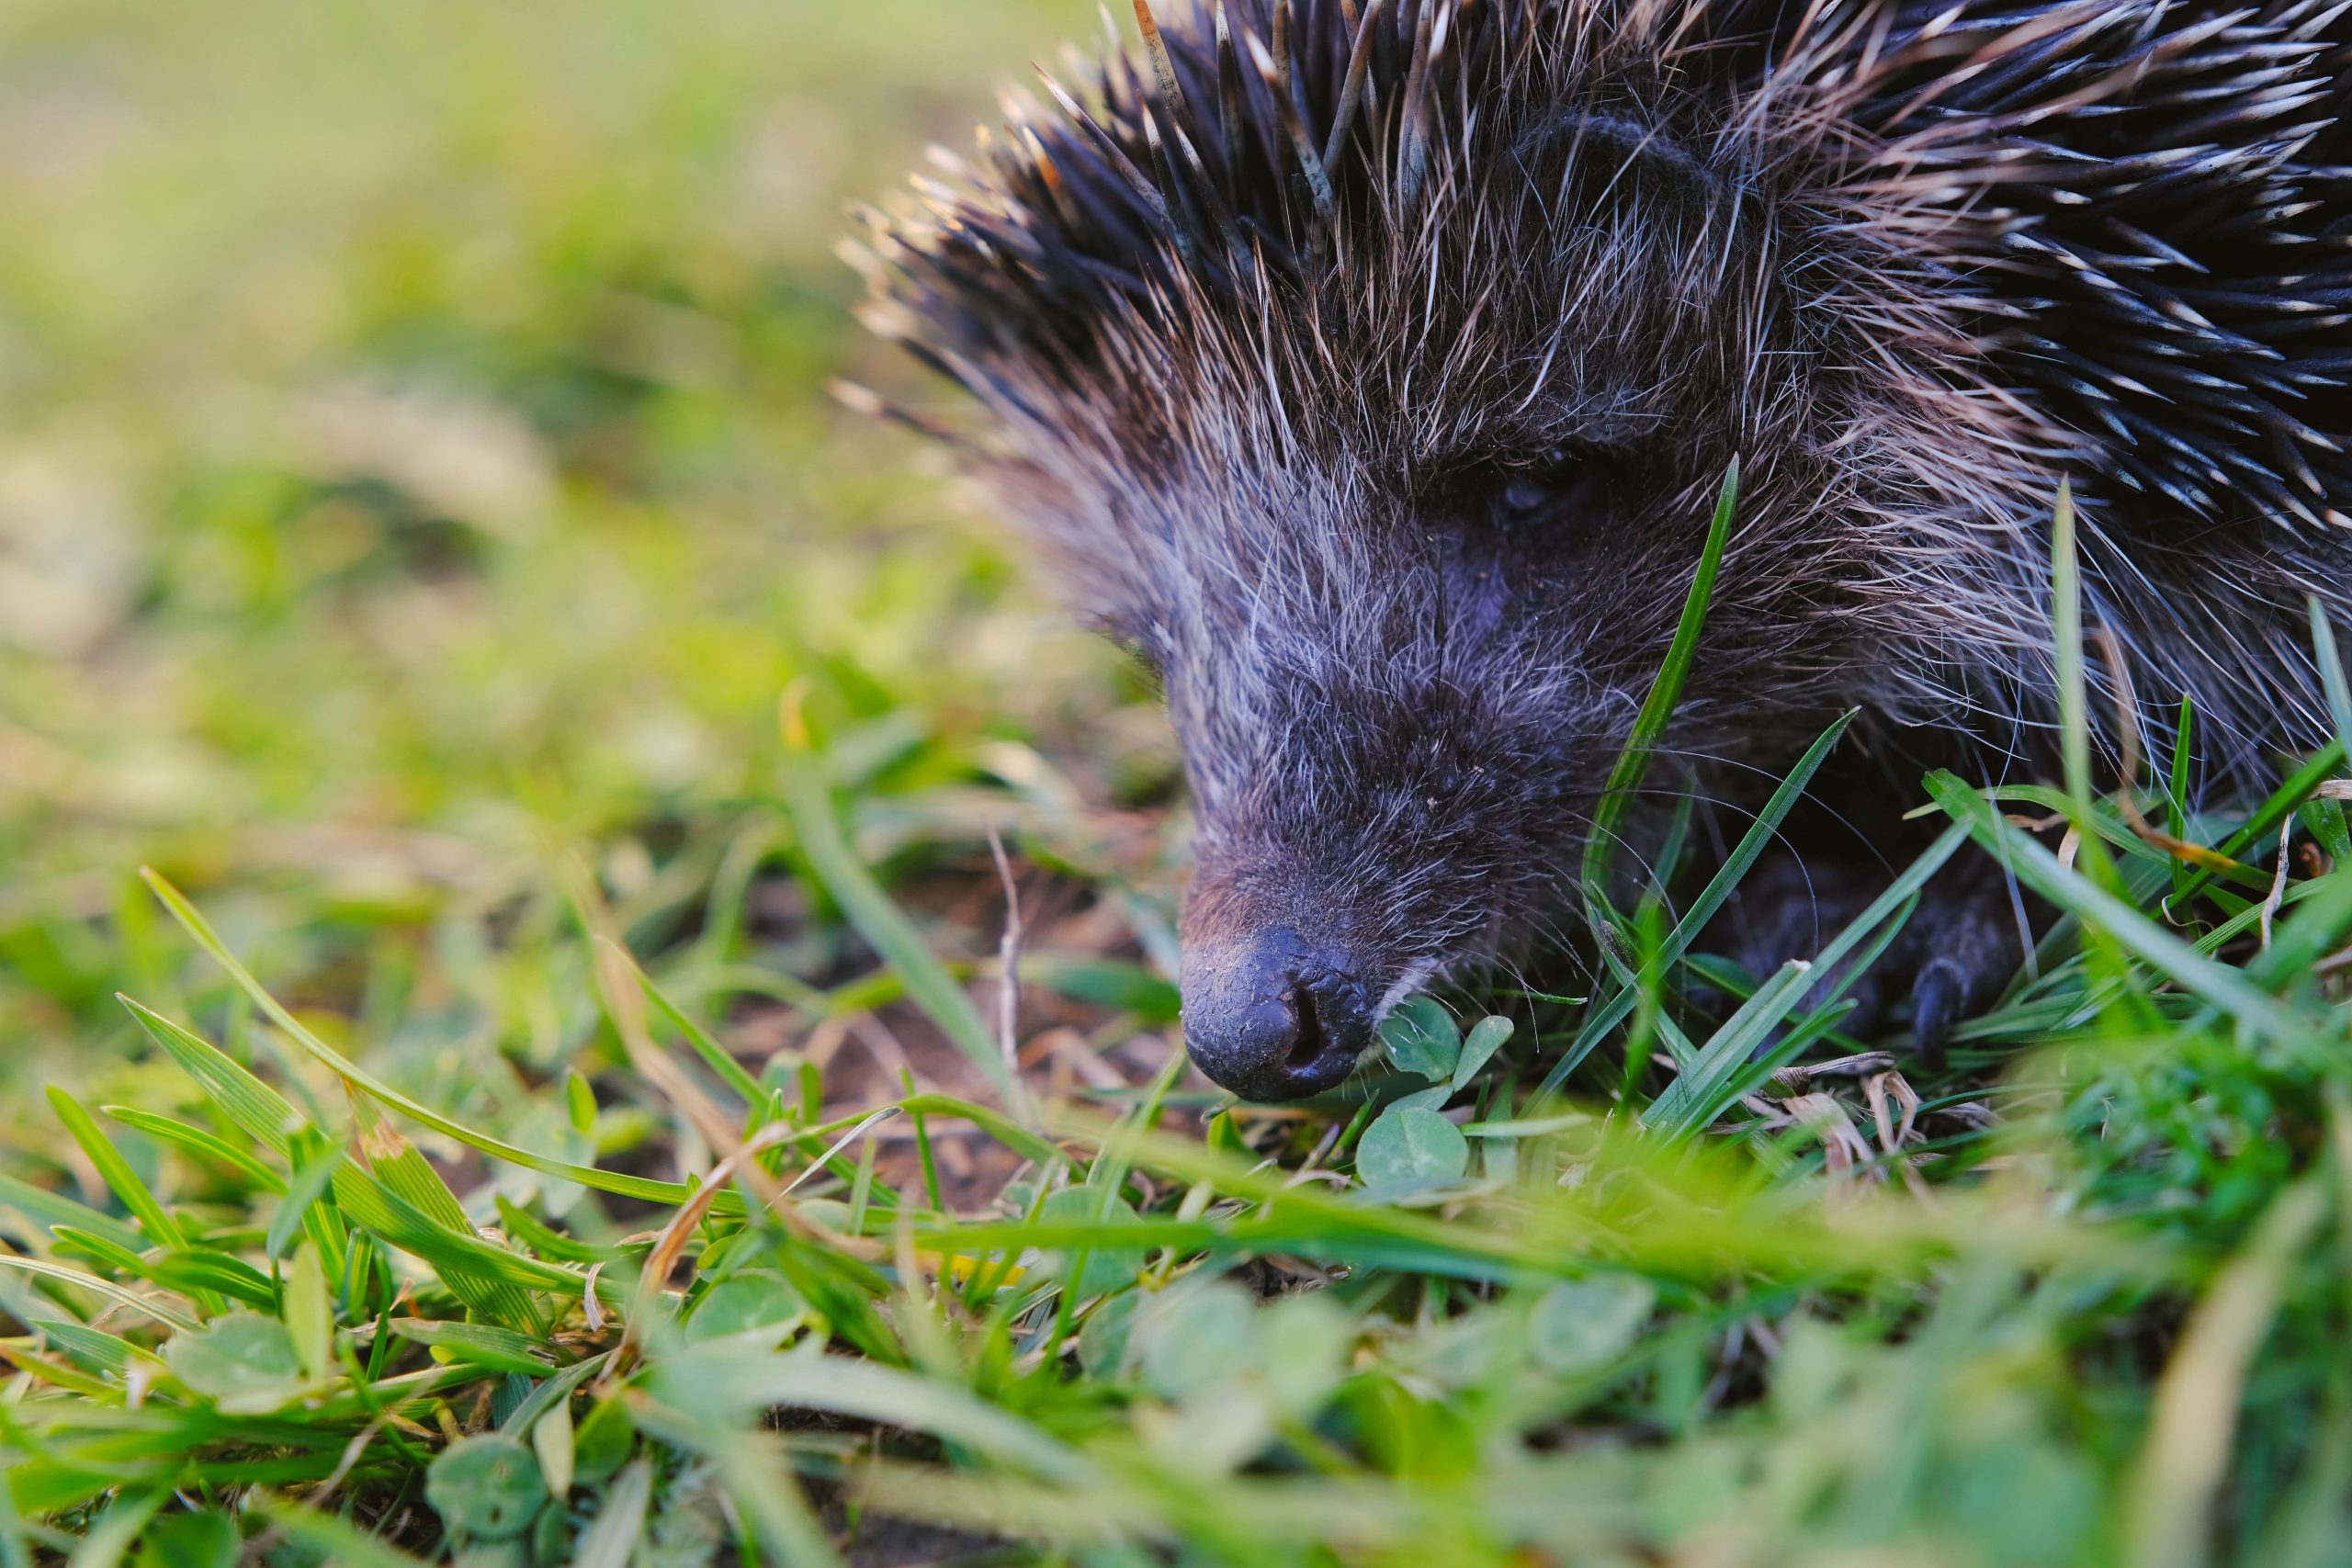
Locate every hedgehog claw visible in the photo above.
<box><xmin>1909</xmin><ymin>958</ymin><xmax>1965</xmax><ymax>1072</ymax></box>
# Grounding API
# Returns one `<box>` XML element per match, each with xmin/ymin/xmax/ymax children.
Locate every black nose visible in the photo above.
<box><xmin>1178</xmin><ymin>927</ymin><xmax>1374</xmax><ymax>1100</ymax></box>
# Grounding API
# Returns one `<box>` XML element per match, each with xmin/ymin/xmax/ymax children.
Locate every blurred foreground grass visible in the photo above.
<box><xmin>2</xmin><ymin>3</ymin><xmax>2351</xmax><ymax>1565</ymax></box>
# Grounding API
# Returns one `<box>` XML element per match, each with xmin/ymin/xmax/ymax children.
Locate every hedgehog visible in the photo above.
<box><xmin>847</xmin><ymin>0</ymin><xmax>2352</xmax><ymax>1101</ymax></box>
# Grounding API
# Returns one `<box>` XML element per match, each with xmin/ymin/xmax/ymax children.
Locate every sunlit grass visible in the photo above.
<box><xmin>4</xmin><ymin>716</ymin><xmax>2346</xmax><ymax>1563</ymax></box>
<box><xmin>1</xmin><ymin>1</ymin><xmax>2348</xmax><ymax>1564</ymax></box>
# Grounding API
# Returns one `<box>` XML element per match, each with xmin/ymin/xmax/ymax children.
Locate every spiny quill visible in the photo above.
<box><xmin>853</xmin><ymin>0</ymin><xmax>2352</xmax><ymax>1100</ymax></box>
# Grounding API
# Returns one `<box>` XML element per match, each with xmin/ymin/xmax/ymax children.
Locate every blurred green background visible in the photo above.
<box><xmin>0</xmin><ymin>0</ymin><xmax>1175</xmax><ymax>1098</ymax></box>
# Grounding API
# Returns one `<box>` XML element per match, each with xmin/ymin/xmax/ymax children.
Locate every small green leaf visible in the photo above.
<box><xmin>532</xmin><ymin>1402</ymin><xmax>574</xmax><ymax>1498</ymax></box>
<box><xmin>1205</xmin><ymin>1111</ymin><xmax>1250</xmax><ymax>1158</ymax></box>
<box><xmin>284</xmin><ymin>1242</ymin><xmax>332</xmax><ymax>1385</ymax></box>
<box><xmin>132</xmin><ymin>1507</ymin><xmax>237</xmax><ymax>1568</ymax></box>
<box><xmin>571</xmin><ymin>1456</ymin><xmax>650</xmax><ymax>1568</ymax></box>
<box><xmin>266</xmin><ymin>1148</ymin><xmax>344</xmax><ymax>1263</ymax></box>
<box><xmin>1258</xmin><ymin>1291</ymin><xmax>1352</xmax><ymax>1418</ymax></box>
<box><xmin>390</xmin><ymin>1318</ymin><xmax>563</xmax><ymax>1377</ymax></box>
<box><xmin>531</xmin><ymin>1497</ymin><xmax>572</xmax><ymax>1568</ymax></box>
<box><xmin>427</xmin><ymin>1436</ymin><xmax>548</xmax><ymax>1541</ymax></box>
<box><xmin>1530</xmin><ymin>1277</ymin><xmax>1657</xmax><ymax>1374</ymax></box>
<box><xmin>570</xmin><ymin>1398</ymin><xmax>636</xmax><ymax>1488</ymax></box>
<box><xmin>564</xmin><ymin>1071</ymin><xmax>596</xmax><ymax>1135</ymax></box>
<box><xmin>1451</xmin><ymin>1016</ymin><xmax>1514</xmax><ymax>1089</ymax></box>
<box><xmin>164</xmin><ymin>1313</ymin><xmax>305</xmax><ymax>1415</ymax></box>
<box><xmin>1037</xmin><ymin>1186</ymin><xmax>1148</xmax><ymax>1298</ymax></box>
<box><xmin>2304</xmin><ymin>796</ymin><xmax>2351</xmax><ymax>862</ymax></box>
<box><xmin>685</xmin><ymin>1270</ymin><xmax>809</xmax><ymax>1348</ymax></box>
<box><xmin>1378</xmin><ymin>997</ymin><xmax>1459</xmax><ymax>1081</ymax></box>
<box><xmin>1355</xmin><ymin>1106</ymin><xmax>1469</xmax><ymax>1195</ymax></box>
<box><xmin>1137</xmin><ymin>1283</ymin><xmax>1257</xmax><ymax>1401</ymax></box>
<box><xmin>1077</xmin><ymin>1290</ymin><xmax>1141</xmax><ymax>1379</ymax></box>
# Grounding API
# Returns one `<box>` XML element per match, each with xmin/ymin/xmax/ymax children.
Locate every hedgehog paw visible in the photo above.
<box><xmin>1717</xmin><ymin>844</ymin><xmax>2031</xmax><ymax>1069</ymax></box>
<box><xmin>1894</xmin><ymin>869</ymin><xmax>2028</xmax><ymax>1069</ymax></box>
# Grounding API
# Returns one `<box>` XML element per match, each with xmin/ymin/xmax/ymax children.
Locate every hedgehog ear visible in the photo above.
<box><xmin>1516</xmin><ymin>112</ymin><xmax>1720</xmax><ymax>218</ymax></box>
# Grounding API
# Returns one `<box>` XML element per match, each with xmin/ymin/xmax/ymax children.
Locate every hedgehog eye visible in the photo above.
<box><xmin>1493</xmin><ymin>446</ymin><xmax>1604</xmax><ymax>523</ymax></box>
<box><xmin>1499</xmin><ymin>471</ymin><xmax>1556</xmax><ymax>516</ymax></box>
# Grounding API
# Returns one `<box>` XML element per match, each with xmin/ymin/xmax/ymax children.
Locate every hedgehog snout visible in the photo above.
<box><xmin>1178</xmin><ymin>924</ymin><xmax>1375</xmax><ymax>1101</ymax></box>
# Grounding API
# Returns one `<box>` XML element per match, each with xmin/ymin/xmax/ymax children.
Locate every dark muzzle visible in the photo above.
<box><xmin>1177</xmin><ymin>925</ymin><xmax>1374</xmax><ymax>1100</ymax></box>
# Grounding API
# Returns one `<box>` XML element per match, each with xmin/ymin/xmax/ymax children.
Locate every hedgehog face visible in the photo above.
<box><xmin>1149</xmin><ymin>460</ymin><xmax>1670</xmax><ymax>1100</ymax></box>
<box><xmin>863</xmin><ymin>0</ymin><xmax>1862</xmax><ymax>1098</ymax></box>
<box><xmin>1054</xmin><ymin>361</ymin><xmax>1769</xmax><ymax>1100</ymax></box>
<box><xmin>967</xmin><ymin>202</ymin><xmax>1818</xmax><ymax>1089</ymax></box>
<box><xmin>967</xmin><ymin>165</ymin><xmax>1818</xmax><ymax>1098</ymax></box>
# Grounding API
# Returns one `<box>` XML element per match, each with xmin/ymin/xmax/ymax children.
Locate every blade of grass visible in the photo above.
<box><xmin>2052</xmin><ymin>481</ymin><xmax>2093</xmax><ymax>824</ymax></box>
<box><xmin>0</xmin><ymin>1174</ymin><xmax>146</xmax><ymax>1257</ymax></box>
<box><xmin>2165</xmin><ymin>741</ymin><xmax>2348</xmax><ymax>911</ymax></box>
<box><xmin>388</xmin><ymin>1318</ymin><xmax>564</xmax><ymax>1377</ymax></box>
<box><xmin>497</xmin><ymin>1354</ymin><xmax>609</xmax><ymax>1435</ymax></box>
<box><xmin>2168</xmin><ymin>696</ymin><xmax>2196</xmax><ymax>903</ymax></box>
<box><xmin>1542</xmin><ymin>708</ymin><xmax>1854</xmax><ymax>1096</ymax></box>
<box><xmin>44</xmin><ymin>1089</ymin><xmax>187</xmax><ymax>1253</ymax></box>
<box><xmin>637</xmin><ymin>963</ymin><xmax>765</xmax><ymax>1106</ymax></box>
<box><xmin>778</xmin><ymin>692</ymin><xmax>1023</xmax><ymax>1112</ymax></box>
<box><xmin>2127</xmin><ymin>1178</ymin><xmax>2328</xmax><ymax>1568</ymax></box>
<box><xmin>573</xmin><ymin>1454</ymin><xmax>652</xmax><ymax>1568</ymax></box>
<box><xmin>30</xmin><ymin>1320</ymin><xmax>168</xmax><ymax>1379</ymax></box>
<box><xmin>1642</xmin><ymin>824</ymin><xmax>1969</xmax><ymax>1138</ymax></box>
<box><xmin>625</xmin><ymin>1406</ymin><xmax>848</xmax><ymax>1568</ymax></box>
<box><xmin>1580</xmin><ymin>458</ymin><xmax>1739</xmax><ymax>897</ymax></box>
<box><xmin>146</xmin><ymin>1250</ymin><xmax>277</xmax><ymax>1310</ymax></box>
<box><xmin>327</xmin><ymin>1165</ymin><xmax>612</xmax><ymax>1307</ymax></box>
<box><xmin>0</xmin><ymin>1257</ymin><xmax>199</xmax><ymax>1332</ymax></box>
<box><xmin>119</xmin><ymin>996</ymin><xmax>306</xmax><ymax>1161</ymax></box>
<box><xmin>129</xmin><ymin>883</ymin><xmax>736</xmax><ymax>1213</ymax></box>
<box><xmin>62</xmin><ymin>1487</ymin><xmax>164</xmax><ymax>1568</ymax></box>
<box><xmin>265</xmin><ymin>1148</ymin><xmax>344</xmax><ymax>1264</ymax></box>
<box><xmin>255</xmin><ymin>1497</ymin><xmax>433</xmax><ymax>1567</ymax></box>
<box><xmin>647</xmin><ymin>1345</ymin><xmax>1098</xmax><ymax>1485</ymax></box>
<box><xmin>1924</xmin><ymin>773</ymin><xmax>2316</xmax><ymax>1043</ymax></box>
<box><xmin>99</xmin><ymin>1109</ymin><xmax>286</xmax><ymax>1198</ymax></box>
<box><xmin>346</xmin><ymin>1100</ymin><xmax>540</xmax><ymax>1329</ymax></box>
<box><xmin>2313</xmin><ymin>599</ymin><xmax>2352</xmax><ymax>761</ymax></box>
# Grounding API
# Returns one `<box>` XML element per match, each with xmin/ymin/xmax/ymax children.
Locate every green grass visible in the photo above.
<box><xmin>3</xmin><ymin>2</ymin><xmax>2351</xmax><ymax>1563</ymax></box>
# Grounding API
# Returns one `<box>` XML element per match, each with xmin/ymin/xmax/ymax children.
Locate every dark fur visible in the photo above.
<box><xmin>855</xmin><ymin>1</ymin><xmax>2352</xmax><ymax>1030</ymax></box>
